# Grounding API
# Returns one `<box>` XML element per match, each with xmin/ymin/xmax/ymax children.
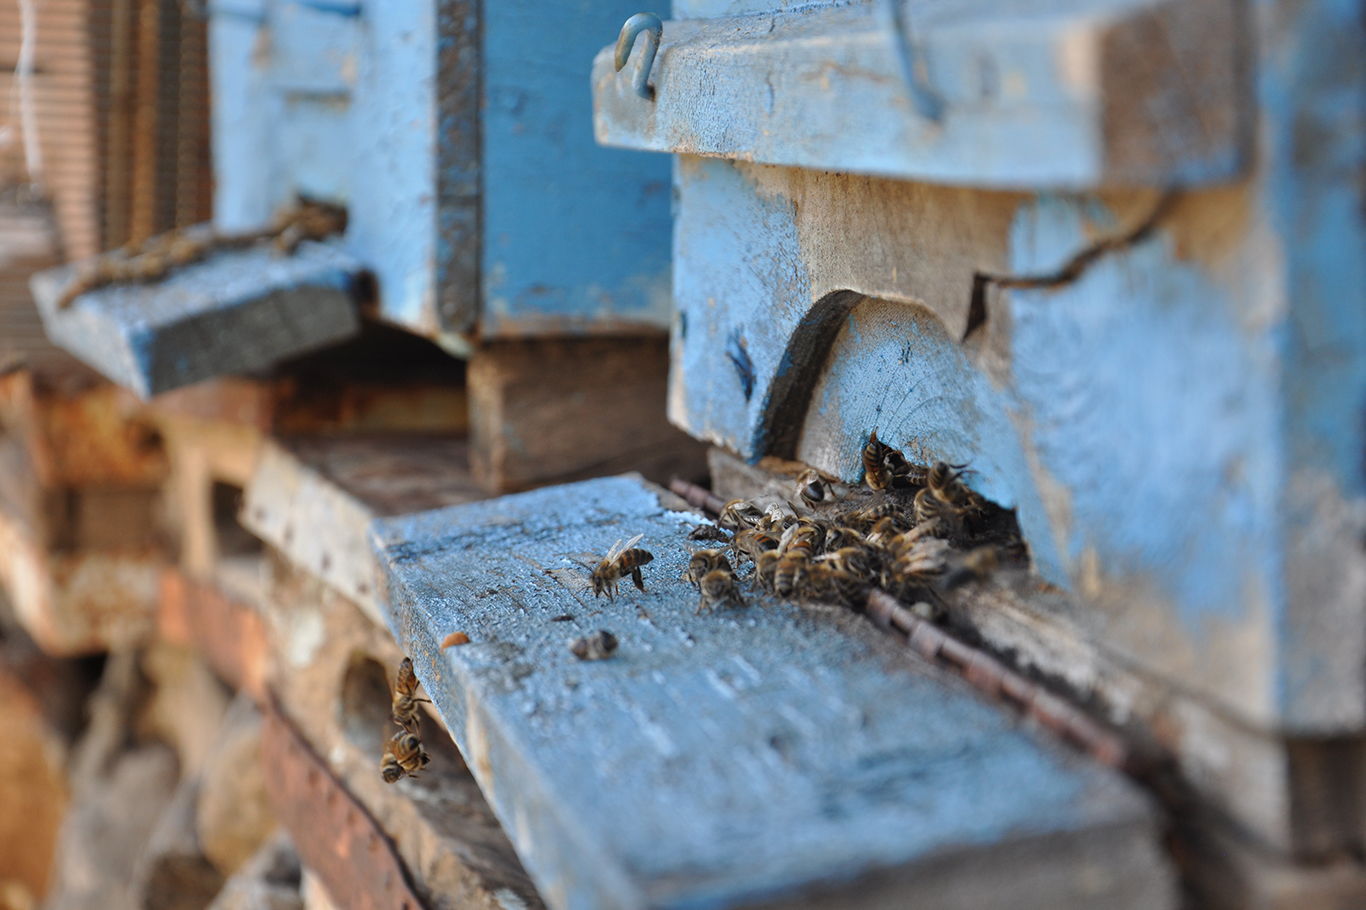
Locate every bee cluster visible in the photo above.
<box><xmin>380</xmin><ymin>657</ymin><xmax>433</xmax><ymax>783</ymax></box>
<box><xmin>686</xmin><ymin>432</ymin><xmax>1025</xmax><ymax>615</ymax></box>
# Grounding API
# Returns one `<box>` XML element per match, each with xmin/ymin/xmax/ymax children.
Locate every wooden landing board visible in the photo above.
<box><xmin>242</xmin><ymin>435</ymin><xmax>486</xmax><ymax>624</ymax></box>
<box><xmin>372</xmin><ymin>475</ymin><xmax>1176</xmax><ymax>910</ymax></box>
<box><xmin>31</xmin><ymin>240</ymin><xmax>362</xmax><ymax>399</ymax></box>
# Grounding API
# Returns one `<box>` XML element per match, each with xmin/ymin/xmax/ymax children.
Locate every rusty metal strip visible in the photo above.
<box><xmin>261</xmin><ymin>698</ymin><xmax>427</xmax><ymax>910</ymax></box>
<box><xmin>669</xmin><ymin>476</ymin><xmax>725</xmax><ymax>516</ymax></box>
<box><xmin>866</xmin><ymin>588</ymin><xmax>1136</xmax><ymax>772</ymax></box>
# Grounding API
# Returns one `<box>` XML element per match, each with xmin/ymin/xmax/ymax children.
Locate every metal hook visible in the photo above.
<box><xmin>615</xmin><ymin>12</ymin><xmax>663</xmax><ymax>101</ymax></box>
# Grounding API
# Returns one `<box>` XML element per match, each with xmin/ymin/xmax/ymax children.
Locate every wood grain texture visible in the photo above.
<box><xmin>242</xmin><ymin>434</ymin><xmax>486</xmax><ymax>623</ymax></box>
<box><xmin>593</xmin><ymin>0</ymin><xmax>1246</xmax><ymax>189</ymax></box>
<box><xmin>371</xmin><ymin>475</ymin><xmax>1175</xmax><ymax>910</ymax></box>
<box><xmin>469</xmin><ymin>337</ymin><xmax>707</xmax><ymax>494</ymax></box>
<box><xmin>31</xmin><ymin>239</ymin><xmax>363</xmax><ymax>398</ymax></box>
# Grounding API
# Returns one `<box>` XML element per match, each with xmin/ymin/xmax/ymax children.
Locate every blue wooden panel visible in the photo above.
<box><xmin>30</xmin><ymin>239</ymin><xmax>363</xmax><ymax>398</ymax></box>
<box><xmin>480</xmin><ymin>1</ymin><xmax>673</xmax><ymax>337</ymax></box>
<box><xmin>593</xmin><ymin>0</ymin><xmax>1245</xmax><ymax>188</ymax></box>
<box><xmin>372</xmin><ymin>475</ymin><xmax>1173</xmax><ymax>910</ymax></box>
<box><xmin>209</xmin><ymin>0</ymin><xmax>359</xmax><ymax>232</ymax></box>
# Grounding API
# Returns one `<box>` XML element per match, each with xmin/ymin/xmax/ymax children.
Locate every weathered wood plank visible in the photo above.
<box><xmin>31</xmin><ymin>239</ymin><xmax>363</xmax><ymax>398</ymax></box>
<box><xmin>593</xmin><ymin>0</ymin><xmax>1244</xmax><ymax>189</ymax></box>
<box><xmin>469</xmin><ymin>337</ymin><xmax>707</xmax><ymax>494</ymax></box>
<box><xmin>242</xmin><ymin>434</ymin><xmax>486</xmax><ymax>623</ymax></box>
<box><xmin>372</xmin><ymin>475</ymin><xmax>1176</xmax><ymax>910</ymax></box>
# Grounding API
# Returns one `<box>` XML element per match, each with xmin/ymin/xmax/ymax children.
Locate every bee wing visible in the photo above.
<box><xmin>621</xmin><ymin>533</ymin><xmax>645</xmax><ymax>553</ymax></box>
<box><xmin>603</xmin><ymin>538</ymin><xmax>626</xmax><ymax>561</ymax></box>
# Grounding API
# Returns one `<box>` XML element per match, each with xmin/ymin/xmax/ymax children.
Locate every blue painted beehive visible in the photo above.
<box><xmin>593</xmin><ymin>0</ymin><xmax>1366</xmax><ymax>854</ymax></box>
<box><xmin>212</xmin><ymin>0</ymin><xmax>673</xmax><ymax>346</ymax></box>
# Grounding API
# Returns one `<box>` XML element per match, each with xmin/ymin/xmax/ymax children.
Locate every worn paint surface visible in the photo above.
<box><xmin>31</xmin><ymin>242</ymin><xmax>362</xmax><ymax>399</ymax></box>
<box><xmin>594</xmin><ymin>0</ymin><xmax>1244</xmax><ymax>188</ymax></box>
<box><xmin>371</xmin><ymin>475</ymin><xmax>1171</xmax><ymax>910</ymax></box>
<box><xmin>211</xmin><ymin>0</ymin><xmax>671</xmax><ymax>342</ymax></box>
<box><xmin>669</xmin><ymin>101</ymin><xmax>1366</xmax><ymax>737</ymax></box>
<box><xmin>479</xmin><ymin>2</ymin><xmax>672</xmax><ymax>338</ymax></box>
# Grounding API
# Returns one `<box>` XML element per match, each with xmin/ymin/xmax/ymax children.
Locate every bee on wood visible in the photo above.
<box><xmin>864</xmin><ymin>516</ymin><xmax>907</xmax><ymax>549</ymax></box>
<box><xmin>732</xmin><ymin>527</ymin><xmax>780</xmax><ymax>567</ymax></box>
<box><xmin>697</xmin><ymin>567</ymin><xmax>745</xmax><ymax>613</ymax></box>
<box><xmin>913</xmin><ymin>488</ymin><xmax>959</xmax><ymax>538</ymax></box>
<box><xmin>391</xmin><ymin>657</ymin><xmax>431</xmax><ymax>735</ymax></box>
<box><xmin>758</xmin><ymin>503</ymin><xmax>797</xmax><ymax>534</ymax></box>
<box><xmin>822</xmin><ymin>525</ymin><xmax>865</xmax><ymax>552</ymax></box>
<box><xmin>687</xmin><ymin>549</ymin><xmax>732</xmax><ymax>588</ymax></box>
<box><xmin>795</xmin><ymin>469</ymin><xmax>828</xmax><ymax>507</ymax></box>
<box><xmin>569</xmin><ymin>630</ymin><xmax>619</xmax><ymax>661</ymax></box>
<box><xmin>719</xmin><ymin>499</ymin><xmax>764</xmax><ymax>531</ymax></box>
<box><xmin>778</xmin><ymin>519</ymin><xmax>825</xmax><ymax>557</ymax></box>
<box><xmin>848</xmin><ymin>501</ymin><xmax>902</xmax><ymax>530</ymax></box>
<box><xmin>773</xmin><ymin>551</ymin><xmax>810</xmax><ymax>597</ymax></box>
<box><xmin>590</xmin><ymin>534</ymin><xmax>654</xmax><ymax>599</ymax></box>
<box><xmin>816</xmin><ymin>546</ymin><xmax>874</xmax><ymax>579</ymax></box>
<box><xmin>797</xmin><ymin>563</ymin><xmax>867</xmax><ymax>608</ymax></box>
<box><xmin>381</xmin><ymin>731</ymin><xmax>430</xmax><ymax>783</ymax></box>
<box><xmin>862</xmin><ymin>430</ymin><xmax>922</xmax><ymax>490</ymax></box>
<box><xmin>926</xmin><ymin>462</ymin><xmax>985</xmax><ymax>520</ymax></box>
<box><xmin>754</xmin><ymin>550</ymin><xmax>781</xmax><ymax>591</ymax></box>
<box><xmin>688</xmin><ymin>524</ymin><xmax>731</xmax><ymax>543</ymax></box>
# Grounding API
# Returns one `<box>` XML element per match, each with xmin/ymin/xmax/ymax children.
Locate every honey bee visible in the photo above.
<box><xmin>759</xmin><ymin>503</ymin><xmax>797</xmax><ymax>533</ymax></box>
<box><xmin>590</xmin><ymin>534</ymin><xmax>654</xmax><ymax>599</ymax></box>
<box><xmin>697</xmin><ymin>568</ymin><xmax>745</xmax><ymax>613</ymax></box>
<box><xmin>719</xmin><ymin>499</ymin><xmax>764</xmax><ymax>530</ymax></box>
<box><xmin>778</xmin><ymin>519</ymin><xmax>825</xmax><ymax>557</ymax></box>
<box><xmin>816</xmin><ymin>546</ymin><xmax>874</xmax><ymax>578</ymax></box>
<box><xmin>796</xmin><ymin>469</ymin><xmax>828</xmax><ymax>506</ymax></box>
<box><xmin>569</xmin><ymin>630</ymin><xmax>619</xmax><ymax>660</ymax></box>
<box><xmin>821</xmin><ymin>525</ymin><xmax>865</xmax><ymax>552</ymax></box>
<box><xmin>891</xmin><ymin>537</ymin><xmax>950</xmax><ymax>579</ymax></box>
<box><xmin>926</xmin><ymin>462</ymin><xmax>984</xmax><ymax>517</ymax></box>
<box><xmin>754</xmin><ymin>550</ymin><xmax>781</xmax><ymax>591</ymax></box>
<box><xmin>381</xmin><ymin>731</ymin><xmax>429</xmax><ymax>783</ymax></box>
<box><xmin>687</xmin><ymin>549</ymin><xmax>732</xmax><ymax>588</ymax></box>
<box><xmin>943</xmin><ymin>546</ymin><xmax>1001</xmax><ymax>589</ymax></box>
<box><xmin>391</xmin><ymin>657</ymin><xmax>431</xmax><ymax>734</ymax></box>
<box><xmin>863</xmin><ymin>430</ymin><xmax>894</xmax><ymax>491</ymax></box>
<box><xmin>797</xmin><ymin>563</ymin><xmax>867</xmax><ymax>608</ymax></box>
<box><xmin>688</xmin><ymin>524</ymin><xmax>731</xmax><ymax>542</ymax></box>
<box><xmin>773</xmin><ymin>551</ymin><xmax>810</xmax><ymax>597</ymax></box>
<box><xmin>913</xmin><ymin>488</ymin><xmax>959</xmax><ymax>537</ymax></box>
<box><xmin>849</xmin><ymin>502</ymin><xmax>901</xmax><ymax>530</ymax></box>
<box><xmin>864</xmin><ymin>516</ymin><xmax>907</xmax><ymax>549</ymax></box>
<box><xmin>731</xmin><ymin>527</ymin><xmax>780</xmax><ymax>567</ymax></box>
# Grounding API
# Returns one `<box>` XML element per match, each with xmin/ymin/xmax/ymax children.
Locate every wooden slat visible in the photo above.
<box><xmin>372</xmin><ymin>474</ymin><xmax>1177</xmax><ymax>910</ymax></box>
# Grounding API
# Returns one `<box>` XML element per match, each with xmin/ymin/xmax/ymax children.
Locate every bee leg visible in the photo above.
<box><xmin>632</xmin><ymin>567</ymin><xmax>646</xmax><ymax>592</ymax></box>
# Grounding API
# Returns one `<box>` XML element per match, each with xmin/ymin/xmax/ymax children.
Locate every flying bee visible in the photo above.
<box><xmin>391</xmin><ymin>657</ymin><xmax>431</xmax><ymax>735</ymax></box>
<box><xmin>590</xmin><ymin>534</ymin><xmax>654</xmax><ymax>599</ymax></box>
<box><xmin>697</xmin><ymin>568</ymin><xmax>745</xmax><ymax>614</ymax></box>
<box><xmin>796</xmin><ymin>469</ymin><xmax>828</xmax><ymax>506</ymax></box>
<box><xmin>568</xmin><ymin>630</ymin><xmax>619</xmax><ymax>660</ymax></box>
<box><xmin>719</xmin><ymin>499</ymin><xmax>764</xmax><ymax>530</ymax></box>
<box><xmin>381</xmin><ymin>731</ymin><xmax>429</xmax><ymax>783</ymax></box>
<box><xmin>688</xmin><ymin>524</ymin><xmax>731</xmax><ymax>543</ymax></box>
<box><xmin>732</xmin><ymin>527</ymin><xmax>780</xmax><ymax>567</ymax></box>
<box><xmin>687</xmin><ymin>549</ymin><xmax>732</xmax><ymax>588</ymax></box>
<box><xmin>754</xmin><ymin>550</ymin><xmax>781</xmax><ymax>591</ymax></box>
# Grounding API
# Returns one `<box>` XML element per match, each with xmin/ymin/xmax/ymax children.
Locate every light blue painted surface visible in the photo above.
<box><xmin>593</xmin><ymin>0</ymin><xmax>1244</xmax><ymax>188</ymax></box>
<box><xmin>348</xmin><ymin>0</ymin><xmax>438</xmax><ymax>331</ymax></box>
<box><xmin>372</xmin><ymin>475</ymin><xmax>1167</xmax><ymax>910</ymax></box>
<box><xmin>211</xmin><ymin>0</ymin><xmax>673</xmax><ymax>341</ymax></box>
<box><xmin>480</xmin><ymin>1</ymin><xmax>673</xmax><ymax>336</ymax></box>
<box><xmin>210</xmin><ymin>0</ymin><xmax>358</xmax><ymax>232</ymax></box>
